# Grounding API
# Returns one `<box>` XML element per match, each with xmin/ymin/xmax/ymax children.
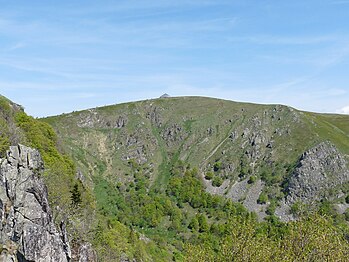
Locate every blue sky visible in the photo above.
<box><xmin>0</xmin><ymin>0</ymin><xmax>349</xmax><ymax>117</ymax></box>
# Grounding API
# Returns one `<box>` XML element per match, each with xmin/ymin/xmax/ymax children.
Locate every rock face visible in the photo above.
<box><xmin>275</xmin><ymin>142</ymin><xmax>349</xmax><ymax>221</ymax></box>
<box><xmin>0</xmin><ymin>145</ymin><xmax>71</xmax><ymax>262</ymax></box>
<box><xmin>286</xmin><ymin>141</ymin><xmax>349</xmax><ymax>205</ymax></box>
<box><xmin>77</xmin><ymin>243</ymin><xmax>97</xmax><ymax>262</ymax></box>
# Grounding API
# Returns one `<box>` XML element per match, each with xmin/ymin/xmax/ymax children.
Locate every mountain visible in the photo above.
<box><xmin>43</xmin><ymin>96</ymin><xmax>349</xmax><ymax>260</ymax></box>
<box><xmin>1</xmin><ymin>95</ymin><xmax>349</xmax><ymax>261</ymax></box>
<box><xmin>44</xmin><ymin>96</ymin><xmax>349</xmax><ymax>217</ymax></box>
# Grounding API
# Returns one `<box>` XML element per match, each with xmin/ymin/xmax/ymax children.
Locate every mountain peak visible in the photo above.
<box><xmin>160</xmin><ymin>93</ymin><xmax>170</xmax><ymax>98</ymax></box>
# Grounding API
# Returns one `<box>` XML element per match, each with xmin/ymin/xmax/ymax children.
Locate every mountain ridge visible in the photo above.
<box><xmin>1</xmin><ymin>94</ymin><xmax>349</xmax><ymax>261</ymax></box>
<box><xmin>43</xmin><ymin>96</ymin><xmax>349</xmax><ymax>218</ymax></box>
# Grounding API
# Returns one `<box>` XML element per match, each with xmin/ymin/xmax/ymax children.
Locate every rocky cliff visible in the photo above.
<box><xmin>0</xmin><ymin>145</ymin><xmax>71</xmax><ymax>261</ymax></box>
<box><xmin>286</xmin><ymin>141</ymin><xmax>349</xmax><ymax>204</ymax></box>
<box><xmin>275</xmin><ymin>141</ymin><xmax>349</xmax><ymax>221</ymax></box>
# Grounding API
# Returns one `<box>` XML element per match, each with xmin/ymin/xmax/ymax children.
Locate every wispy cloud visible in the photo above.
<box><xmin>0</xmin><ymin>0</ymin><xmax>348</xmax><ymax>117</ymax></box>
<box><xmin>227</xmin><ymin>34</ymin><xmax>340</xmax><ymax>45</ymax></box>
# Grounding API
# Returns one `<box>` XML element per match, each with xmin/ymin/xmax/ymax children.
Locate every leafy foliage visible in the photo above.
<box><xmin>15</xmin><ymin>111</ymin><xmax>77</xmax><ymax>208</ymax></box>
<box><xmin>185</xmin><ymin>214</ymin><xmax>349</xmax><ymax>261</ymax></box>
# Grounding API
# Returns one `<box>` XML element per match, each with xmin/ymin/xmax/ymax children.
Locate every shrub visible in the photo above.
<box><xmin>205</xmin><ymin>172</ymin><xmax>214</xmax><ymax>180</ymax></box>
<box><xmin>188</xmin><ymin>217</ymin><xmax>199</xmax><ymax>232</ymax></box>
<box><xmin>345</xmin><ymin>195</ymin><xmax>349</xmax><ymax>204</ymax></box>
<box><xmin>212</xmin><ymin>176</ymin><xmax>223</xmax><ymax>187</ymax></box>
<box><xmin>248</xmin><ymin>175</ymin><xmax>256</xmax><ymax>184</ymax></box>
<box><xmin>344</xmin><ymin>209</ymin><xmax>349</xmax><ymax>221</ymax></box>
<box><xmin>257</xmin><ymin>193</ymin><xmax>268</xmax><ymax>204</ymax></box>
<box><xmin>213</xmin><ymin>161</ymin><xmax>222</xmax><ymax>172</ymax></box>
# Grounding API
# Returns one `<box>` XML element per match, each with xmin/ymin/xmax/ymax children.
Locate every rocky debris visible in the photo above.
<box><xmin>225</xmin><ymin>163</ymin><xmax>235</xmax><ymax>173</ymax></box>
<box><xmin>77</xmin><ymin>110</ymin><xmax>128</xmax><ymax>130</ymax></box>
<box><xmin>274</xmin><ymin>200</ymin><xmax>294</xmax><ymax>222</ymax></box>
<box><xmin>0</xmin><ymin>145</ymin><xmax>71</xmax><ymax>261</ymax></box>
<box><xmin>251</xmin><ymin>116</ymin><xmax>262</xmax><ymax>127</ymax></box>
<box><xmin>229</xmin><ymin>131</ymin><xmax>238</xmax><ymax>141</ymax></box>
<box><xmin>76</xmin><ymin>170</ymin><xmax>86</xmax><ymax>186</ymax></box>
<box><xmin>122</xmin><ymin>145</ymin><xmax>148</xmax><ymax>164</ymax></box>
<box><xmin>285</xmin><ymin>141</ymin><xmax>349</xmax><ymax>205</ymax></box>
<box><xmin>226</xmin><ymin>179</ymin><xmax>249</xmax><ymax>202</ymax></box>
<box><xmin>242</xmin><ymin>179</ymin><xmax>267</xmax><ymax>220</ymax></box>
<box><xmin>240</xmin><ymin>130</ymin><xmax>270</xmax><ymax>163</ymax></box>
<box><xmin>120</xmin><ymin>253</ymin><xmax>136</xmax><ymax>262</ymax></box>
<box><xmin>266</xmin><ymin>105</ymin><xmax>300</xmax><ymax>124</ymax></box>
<box><xmin>249</xmin><ymin>132</ymin><xmax>266</xmax><ymax>147</ymax></box>
<box><xmin>207</xmin><ymin>127</ymin><xmax>214</xmax><ymax>136</ymax></box>
<box><xmin>334</xmin><ymin>203</ymin><xmax>349</xmax><ymax>215</ymax></box>
<box><xmin>241</xmin><ymin>128</ymin><xmax>250</xmax><ymax>139</ymax></box>
<box><xmin>115</xmin><ymin>116</ymin><xmax>127</xmax><ymax>129</ymax></box>
<box><xmin>162</xmin><ymin>124</ymin><xmax>185</xmax><ymax>146</ymax></box>
<box><xmin>266</xmin><ymin>141</ymin><xmax>273</xmax><ymax>149</ymax></box>
<box><xmin>78</xmin><ymin>110</ymin><xmax>99</xmax><ymax>128</ymax></box>
<box><xmin>126</xmin><ymin>135</ymin><xmax>139</xmax><ymax>148</ymax></box>
<box><xmin>146</xmin><ymin>106</ymin><xmax>162</xmax><ymax>127</ymax></box>
<box><xmin>121</xmin><ymin>134</ymin><xmax>149</xmax><ymax>164</ymax></box>
<box><xmin>10</xmin><ymin>103</ymin><xmax>24</xmax><ymax>112</ymax></box>
<box><xmin>78</xmin><ymin>243</ymin><xmax>97</xmax><ymax>262</ymax></box>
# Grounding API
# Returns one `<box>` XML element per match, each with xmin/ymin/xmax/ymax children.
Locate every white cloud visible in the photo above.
<box><xmin>337</xmin><ymin>106</ymin><xmax>349</xmax><ymax>114</ymax></box>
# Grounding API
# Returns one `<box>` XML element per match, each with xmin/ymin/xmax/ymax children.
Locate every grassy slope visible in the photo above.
<box><xmin>44</xmin><ymin>96</ymin><xmax>349</xmax><ymax>183</ymax></box>
<box><xmin>43</xmin><ymin>96</ymin><xmax>349</xmax><ymax>260</ymax></box>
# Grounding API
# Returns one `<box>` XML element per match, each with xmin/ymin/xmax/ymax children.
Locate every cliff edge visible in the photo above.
<box><xmin>0</xmin><ymin>145</ymin><xmax>71</xmax><ymax>262</ymax></box>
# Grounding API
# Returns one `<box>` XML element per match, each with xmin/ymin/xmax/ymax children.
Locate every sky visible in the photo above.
<box><xmin>0</xmin><ymin>0</ymin><xmax>349</xmax><ymax>117</ymax></box>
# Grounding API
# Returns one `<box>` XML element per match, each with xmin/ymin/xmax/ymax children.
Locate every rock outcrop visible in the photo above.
<box><xmin>276</xmin><ymin>142</ymin><xmax>349</xmax><ymax>221</ymax></box>
<box><xmin>77</xmin><ymin>243</ymin><xmax>97</xmax><ymax>262</ymax></box>
<box><xmin>286</xmin><ymin>141</ymin><xmax>349</xmax><ymax>204</ymax></box>
<box><xmin>0</xmin><ymin>145</ymin><xmax>71</xmax><ymax>261</ymax></box>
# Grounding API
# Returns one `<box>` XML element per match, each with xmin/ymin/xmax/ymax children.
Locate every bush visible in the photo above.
<box><xmin>345</xmin><ymin>195</ymin><xmax>349</xmax><ymax>204</ymax></box>
<box><xmin>205</xmin><ymin>172</ymin><xmax>214</xmax><ymax>180</ymax></box>
<box><xmin>213</xmin><ymin>161</ymin><xmax>222</xmax><ymax>172</ymax></box>
<box><xmin>266</xmin><ymin>201</ymin><xmax>277</xmax><ymax>215</ymax></box>
<box><xmin>257</xmin><ymin>193</ymin><xmax>268</xmax><ymax>204</ymax></box>
<box><xmin>344</xmin><ymin>209</ymin><xmax>349</xmax><ymax>221</ymax></box>
<box><xmin>248</xmin><ymin>175</ymin><xmax>256</xmax><ymax>184</ymax></box>
<box><xmin>212</xmin><ymin>176</ymin><xmax>223</xmax><ymax>187</ymax></box>
<box><xmin>188</xmin><ymin>217</ymin><xmax>199</xmax><ymax>232</ymax></box>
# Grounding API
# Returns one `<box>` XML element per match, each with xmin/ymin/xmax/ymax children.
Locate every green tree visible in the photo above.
<box><xmin>188</xmin><ymin>216</ymin><xmax>199</xmax><ymax>232</ymax></box>
<box><xmin>198</xmin><ymin>214</ymin><xmax>209</xmax><ymax>233</ymax></box>
<box><xmin>70</xmin><ymin>183</ymin><xmax>82</xmax><ymax>206</ymax></box>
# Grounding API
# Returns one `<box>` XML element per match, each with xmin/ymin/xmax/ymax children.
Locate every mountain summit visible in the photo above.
<box><xmin>160</xmin><ymin>93</ymin><xmax>170</xmax><ymax>98</ymax></box>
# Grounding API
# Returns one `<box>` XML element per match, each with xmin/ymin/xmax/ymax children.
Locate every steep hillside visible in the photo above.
<box><xmin>45</xmin><ymin>96</ymin><xmax>349</xmax><ymax>217</ymax></box>
<box><xmin>42</xmin><ymin>96</ymin><xmax>349</xmax><ymax>260</ymax></box>
<box><xmin>2</xmin><ymin>95</ymin><xmax>349</xmax><ymax>261</ymax></box>
<box><xmin>0</xmin><ymin>96</ymin><xmax>96</xmax><ymax>261</ymax></box>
